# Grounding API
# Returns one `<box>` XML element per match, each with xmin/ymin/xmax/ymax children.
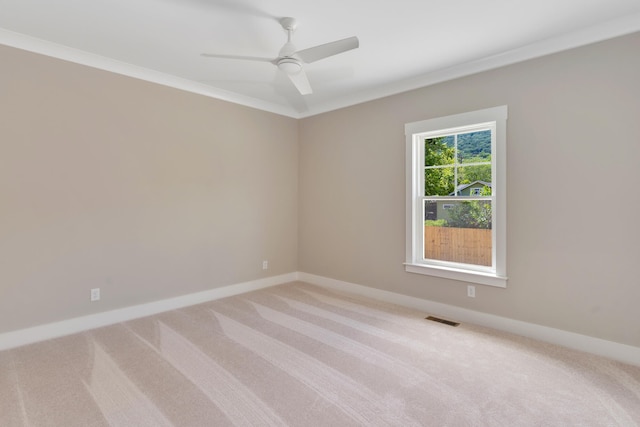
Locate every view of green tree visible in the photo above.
<box><xmin>456</xmin><ymin>131</ymin><xmax>491</xmax><ymax>161</ymax></box>
<box><xmin>446</xmin><ymin>201</ymin><xmax>492</xmax><ymax>229</ymax></box>
<box><xmin>425</xmin><ymin>132</ymin><xmax>492</xmax><ymax>196</ymax></box>
<box><xmin>425</xmin><ymin>137</ymin><xmax>455</xmax><ymax>166</ymax></box>
<box><xmin>424</xmin><ymin>137</ymin><xmax>455</xmax><ymax>196</ymax></box>
<box><xmin>458</xmin><ymin>158</ymin><xmax>492</xmax><ymax>186</ymax></box>
<box><xmin>423</xmin><ymin>132</ymin><xmax>493</xmax><ymax>229</ymax></box>
<box><xmin>424</xmin><ymin>219</ymin><xmax>447</xmax><ymax>227</ymax></box>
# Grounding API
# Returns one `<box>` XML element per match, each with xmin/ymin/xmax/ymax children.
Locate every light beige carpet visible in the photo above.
<box><xmin>1</xmin><ymin>281</ymin><xmax>639</xmax><ymax>426</ymax></box>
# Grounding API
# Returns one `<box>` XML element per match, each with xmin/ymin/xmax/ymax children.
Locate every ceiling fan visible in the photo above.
<box><xmin>202</xmin><ymin>17</ymin><xmax>359</xmax><ymax>95</ymax></box>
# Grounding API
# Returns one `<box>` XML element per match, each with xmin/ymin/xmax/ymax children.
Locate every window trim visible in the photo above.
<box><xmin>405</xmin><ymin>106</ymin><xmax>508</xmax><ymax>287</ymax></box>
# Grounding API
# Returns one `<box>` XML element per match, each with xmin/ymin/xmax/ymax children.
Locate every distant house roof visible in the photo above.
<box><xmin>450</xmin><ymin>180</ymin><xmax>491</xmax><ymax>195</ymax></box>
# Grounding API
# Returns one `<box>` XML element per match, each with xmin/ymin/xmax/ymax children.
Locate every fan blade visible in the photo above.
<box><xmin>201</xmin><ymin>53</ymin><xmax>274</xmax><ymax>63</ymax></box>
<box><xmin>295</xmin><ymin>36</ymin><xmax>359</xmax><ymax>64</ymax></box>
<box><xmin>285</xmin><ymin>68</ymin><xmax>312</xmax><ymax>95</ymax></box>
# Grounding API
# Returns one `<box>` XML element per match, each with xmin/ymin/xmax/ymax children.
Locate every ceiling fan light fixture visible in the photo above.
<box><xmin>201</xmin><ymin>17</ymin><xmax>358</xmax><ymax>95</ymax></box>
<box><xmin>277</xmin><ymin>58</ymin><xmax>302</xmax><ymax>74</ymax></box>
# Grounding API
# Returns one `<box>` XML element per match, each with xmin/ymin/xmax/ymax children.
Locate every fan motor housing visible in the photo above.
<box><xmin>277</xmin><ymin>57</ymin><xmax>302</xmax><ymax>74</ymax></box>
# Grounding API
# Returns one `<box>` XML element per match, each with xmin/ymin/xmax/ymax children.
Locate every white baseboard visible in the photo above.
<box><xmin>0</xmin><ymin>272</ymin><xmax>298</xmax><ymax>352</ymax></box>
<box><xmin>298</xmin><ymin>272</ymin><xmax>640</xmax><ymax>367</ymax></box>
<box><xmin>4</xmin><ymin>271</ymin><xmax>638</xmax><ymax>367</ymax></box>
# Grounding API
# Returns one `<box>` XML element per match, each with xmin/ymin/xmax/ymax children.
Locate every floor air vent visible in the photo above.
<box><xmin>426</xmin><ymin>316</ymin><xmax>460</xmax><ymax>327</ymax></box>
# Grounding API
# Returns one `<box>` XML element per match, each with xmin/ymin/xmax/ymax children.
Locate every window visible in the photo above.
<box><xmin>405</xmin><ymin>106</ymin><xmax>507</xmax><ymax>287</ymax></box>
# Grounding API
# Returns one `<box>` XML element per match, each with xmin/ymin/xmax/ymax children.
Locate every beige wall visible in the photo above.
<box><xmin>299</xmin><ymin>32</ymin><xmax>640</xmax><ymax>347</ymax></box>
<box><xmin>2</xmin><ymin>32</ymin><xmax>639</xmax><ymax>349</ymax></box>
<box><xmin>0</xmin><ymin>45</ymin><xmax>299</xmax><ymax>333</ymax></box>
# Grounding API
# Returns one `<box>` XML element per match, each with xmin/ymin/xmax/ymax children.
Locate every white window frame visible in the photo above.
<box><xmin>405</xmin><ymin>106</ymin><xmax>508</xmax><ymax>287</ymax></box>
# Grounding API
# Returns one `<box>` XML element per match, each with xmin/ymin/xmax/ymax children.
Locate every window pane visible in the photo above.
<box><xmin>456</xmin><ymin>165</ymin><xmax>492</xmax><ymax>195</ymax></box>
<box><xmin>425</xmin><ymin>136</ymin><xmax>455</xmax><ymax>167</ymax></box>
<box><xmin>424</xmin><ymin>200</ymin><xmax>437</xmax><ymax>221</ymax></box>
<box><xmin>424</xmin><ymin>167</ymin><xmax>454</xmax><ymax>196</ymax></box>
<box><xmin>456</xmin><ymin>130</ymin><xmax>492</xmax><ymax>164</ymax></box>
<box><xmin>424</xmin><ymin>200</ymin><xmax>492</xmax><ymax>266</ymax></box>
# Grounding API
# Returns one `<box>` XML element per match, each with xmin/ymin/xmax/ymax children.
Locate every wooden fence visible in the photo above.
<box><xmin>424</xmin><ymin>226</ymin><xmax>492</xmax><ymax>266</ymax></box>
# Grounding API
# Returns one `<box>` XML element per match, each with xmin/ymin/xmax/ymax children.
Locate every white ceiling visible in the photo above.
<box><xmin>2</xmin><ymin>0</ymin><xmax>640</xmax><ymax>118</ymax></box>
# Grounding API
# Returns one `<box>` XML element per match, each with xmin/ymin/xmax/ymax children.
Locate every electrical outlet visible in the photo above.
<box><xmin>91</xmin><ymin>288</ymin><xmax>100</xmax><ymax>302</ymax></box>
<box><xmin>467</xmin><ymin>285</ymin><xmax>476</xmax><ymax>298</ymax></box>
<box><xmin>262</xmin><ymin>260</ymin><xmax>269</xmax><ymax>270</ymax></box>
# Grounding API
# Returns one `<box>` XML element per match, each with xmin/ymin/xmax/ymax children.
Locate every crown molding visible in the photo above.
<box><xmin>2</xmin><ymin>12</ymin><xmax>640</xmax><ymax>119</ymax></box>
<box><xmin>298</xmin><ymin>12</ymin><xmax>640</xmax><ymax>118</ymax></box>
<box><xmin>0</xmin><ymin>28</ymin><xmax>299</xmax><ymax>118</ymax></box>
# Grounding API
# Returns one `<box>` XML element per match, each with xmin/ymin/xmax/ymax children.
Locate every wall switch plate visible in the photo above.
<box><xmin>91</xmin><ymin>288</ymin><xmax>100</xmax><ymax>302</ymax></box>
<box><xmin>467</xmin><ymin>285</ymin><xmax>476</xmax><ymax>298</ymax></box>
<box><xmin>262</xmin><ymin>260</ymin><xmax>269</xmax><ymax>270</ymax></box>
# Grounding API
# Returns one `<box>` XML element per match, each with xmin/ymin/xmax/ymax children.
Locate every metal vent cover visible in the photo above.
<box><xmin>426</xmin><ymin>316</ymin><xmax>460</xmax><ymax>327</ymax></box>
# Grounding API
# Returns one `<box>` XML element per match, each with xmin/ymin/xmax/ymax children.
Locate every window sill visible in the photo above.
<box><xmin>404</xmin><ymin>263</ymin><xmax>507</xmax><ymax>288</ymax></box>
